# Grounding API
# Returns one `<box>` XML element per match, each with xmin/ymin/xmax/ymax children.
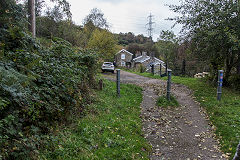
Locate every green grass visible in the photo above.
<box><xmin>156</xmin><ymin>95</ymin><xmax>179</xmax><ymax>108</ymax></box>
<box><xmin>129</xmin><ymin>71</ymin><xmax>240</xmax><ymax>158</ymax></box>
<box><xmin>40</xmin><ymin>80</ymin><xmax>151</xmax><ymax>160</ymax></box>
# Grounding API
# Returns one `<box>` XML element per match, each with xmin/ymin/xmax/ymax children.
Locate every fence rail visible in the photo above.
<box><xmin>146</xmin><ymin>64</ymin><xmax>168</xmax><ymax>77</ymax></box>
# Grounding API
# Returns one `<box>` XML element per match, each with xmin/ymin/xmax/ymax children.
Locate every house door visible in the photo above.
<box><xmin>121</xmin><ymin>61</ymin><xmax>126</xmax><ymax>66</ymax></box>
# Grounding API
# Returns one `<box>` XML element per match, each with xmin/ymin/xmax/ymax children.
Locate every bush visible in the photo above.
<box><xmin>0</xmin><ymin>2</ymin><xmax>98</xmax><ymax>158</ymax></box>
<box><xmin>228</xmin><ymin>74</ymin><xmax>240</xmax><ymax>91</ymax></box>
<box><xmin>0</xmin><ymin>36</ymin><xmax>97</xmax><ymax>159</ymax></box>
<box><xmin>139</xmin><ymin>64</ymin><xmax>146</xmax><ymax>73</ymax></box>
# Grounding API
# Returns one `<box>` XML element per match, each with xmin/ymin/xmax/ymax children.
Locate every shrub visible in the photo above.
<box><xmin>139</xmin><ymin>64</ymin><xmax>146</xmax><ymax>73</ymax></box>
<box><xmin>0</xmin><ymin>2</ymin><xmax>98</xmax><ymax>158</ymax></box>
<box><xmin>228</xmin><ymin>74</ymin><xmax>240</xmax><ymax>91</ymax></box>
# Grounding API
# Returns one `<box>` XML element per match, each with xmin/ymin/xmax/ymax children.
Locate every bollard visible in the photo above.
<box><xmin>166</xmin><ymin>69</ymin><xmax>172</xmax><ymax>101</ymax></box>
<box><xmin>151</xmin><ymin>65</ymin><xmax>154</xmax><ymax>75</ymax></box>
<box><xmin>159</xmin><ymin>64</ymin><xmax>162</xmax><ymax>77</ymax></box>
<box><xmin>233</xmin><ymin>142</ymin><xmax>240</xmax><ymax>160</ymax></box>
<box><xmin>116</xmin><ymin>69</ymin><xmax>120</xmax><ymax>97</ymax></box>
<box><xmin>217</xmin><ymin>70</ymin><xmax>224</xmax><ymax>101</ymax></box>
<box><xmin>165</xmin><ymin>62</ymin><xmax>168</xmax><ymax>75</ymax></box>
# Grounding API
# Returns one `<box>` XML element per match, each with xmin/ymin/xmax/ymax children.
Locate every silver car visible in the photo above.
<box><xmin>102</xmin><ymin>62</ymin><xmax>115</xmax><ymax>73</ymax></box>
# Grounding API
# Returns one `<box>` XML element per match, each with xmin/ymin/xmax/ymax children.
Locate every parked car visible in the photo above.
<box><xmin>102</xmin><ymin>62</ymin><xmax>115</xmax><ymax>73</ymax></box>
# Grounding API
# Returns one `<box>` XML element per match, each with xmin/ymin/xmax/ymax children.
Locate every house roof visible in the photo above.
<box><xmin>133</xmin><ymin>56</ymin><xmax>165</xmax><ymax>67</ymax></box>
<box><xmin>116</xmin><ymin>49</ymin><xmax>133</xmax><ymax>56</ymax></box>
<box><xmin>153</xmin><ymin>57</ymin><xmax>165</xmax><ymax>65</ymax></box>
<box><xmin>133</xmin><ymin>55</ymin><xmax>150</xmax><ymax>63</ymax></box>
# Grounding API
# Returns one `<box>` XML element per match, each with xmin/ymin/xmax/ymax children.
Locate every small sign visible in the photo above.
<box><xmin>217</xmin><ymin>70</ymin><xmax>224</xmax><ymax>101</ymax></box>
<box><xmin>219</xmin><ymin>73</ymin><xmax>223</xmax><ymax>83</ymax></box>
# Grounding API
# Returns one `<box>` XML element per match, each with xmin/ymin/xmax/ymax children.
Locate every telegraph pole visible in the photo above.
<box><xmin>146</xmin><ymin>13</ymin><xmax>155</xmax><ymax>40</ymax></box>
<box><xmin>28</xmin><ymin>0</ymin><xmax>36</xmax><ymax>37</ymax></box>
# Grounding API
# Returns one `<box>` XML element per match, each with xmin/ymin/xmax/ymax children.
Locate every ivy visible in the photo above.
<box><xmin>0</xmin><ymin>1</ymin><xmax>98</xmax><ymax>159</ymax></box>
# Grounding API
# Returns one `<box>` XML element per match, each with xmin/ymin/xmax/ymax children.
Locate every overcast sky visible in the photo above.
<box><xmin>68</xmin><ymin>0</ymin><xmax>182</xmax><ymax>41</ymax></box>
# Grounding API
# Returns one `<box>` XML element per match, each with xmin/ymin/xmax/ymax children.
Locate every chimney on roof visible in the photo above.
<box><xmin>142</xmin><ymin>52</ymin><xmax>147</xmax><ymax>57</ymax></box>
<box><xmin>135</xmin><ymin>51</ymin><xmax>141</xmax><ymax>58</ymax></box>
<box><xmin>150</xmin><ymin>52</ymin><xmax>155</xmax><ymax>58</ymax></box>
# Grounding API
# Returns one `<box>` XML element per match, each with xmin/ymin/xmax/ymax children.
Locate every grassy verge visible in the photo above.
<box><xmin>40</xmin><ymin>80</ymin><xmax>151</xmax><ymax>160</ymax></box>
<box><xmin>156</xmin><ymin>95</ymin><xmax>179</xmax><ymax>108</ymax></box>
<box><xmin>128</xmin><ymin>71</ymin><xmax>240</xmax><ymax>158</ymax></box>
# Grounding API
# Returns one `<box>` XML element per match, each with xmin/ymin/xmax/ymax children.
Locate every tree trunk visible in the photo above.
<box><xmin>28</xmin><ymin>0</ymin><xmax>36</xmax><ymax>37</ymax></box>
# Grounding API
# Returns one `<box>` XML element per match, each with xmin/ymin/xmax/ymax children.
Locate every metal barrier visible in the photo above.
<box><xmin>167</xmin><ymin>69</ymin><xmax>172</xmax><ymax>101</ymax></box>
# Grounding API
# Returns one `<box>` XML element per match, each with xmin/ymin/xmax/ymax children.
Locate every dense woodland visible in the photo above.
<box><xmin>0</xmin><ymin>0</ymin><xmax>240</xmax><ymax>159</ymax></box>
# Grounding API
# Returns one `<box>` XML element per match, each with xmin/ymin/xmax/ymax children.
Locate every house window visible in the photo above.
<box><xmin>121</xmin><ymin>61</ymin><xmax>126</xmax><ymax>66</ymax></box>
<box><xmin>121</xmin><ymin>54</ymin><xmax>125</xmax><ymax>60</ymax></box>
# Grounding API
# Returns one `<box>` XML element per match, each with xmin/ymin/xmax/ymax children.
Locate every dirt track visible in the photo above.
<box><xmin>103</xmin><ymin>70</ymin><xmax>227</xmax><ymax>160</ymax></box>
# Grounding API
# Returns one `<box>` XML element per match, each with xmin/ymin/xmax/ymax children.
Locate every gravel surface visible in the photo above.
<box><xmin>103</xmin><ymin>71</ymin><xmax>228</xmax><ymax>160</ymax></box>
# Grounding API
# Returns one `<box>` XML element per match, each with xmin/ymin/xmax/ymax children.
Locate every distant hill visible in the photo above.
<box><xmin>115</xmin><ymin>32</ymin><xmax>152</xmax><ymax>46</ymax></box>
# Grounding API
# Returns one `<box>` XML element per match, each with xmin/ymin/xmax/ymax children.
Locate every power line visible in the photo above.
<box><xmin>110</xmin><ymin>22</ymin><xmax>147</xmax><ymax>26</ymax></box>
<box><xmin>146</xmin><ymin>13</ymin><xmax>155</xmax><ymax>40</ymax></box>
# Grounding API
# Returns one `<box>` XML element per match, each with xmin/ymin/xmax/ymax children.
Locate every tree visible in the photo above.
<box><xmin>155</xmin><ymin>30</ymin><xmax>179</xmax><ymax>71</ymax></box>
<box><xmin>169</xmin><ymin>0</ymin><xmax>240</xmax><ymax>82</ymax></box>
<box><xmin>36</xmin><ymin>16</ymin><xmax>56</xmax><ymax>38</ymax></box>
<box><xmin>50</xmin><ymin>0</ymin><xmax>72</xmax><ymax>19</ymax></box>
<box><xmin>126</xmin><ymin>43</ymin><xmax>145</xmax><ymax>58</ymax></box>
<box><xmin>33</xmin><ymin>0</ymin><xmax>72</xmax><ymax>19</ymax></box>
<box><xmin>87</xmin><ymin>29</ymin><xmax>117</xmax><ymax>61</ymax></box>
<box><xmin>25</xmin><ymin>0</ymin><xmax>72</xmax><ymax>37</ymax></box>
<box><xmin>83</xmin><ymin>8</ymin><xmax>109</xmax><ymax>29</ymax></box>
<box><xmin>57</xmin><ymin>20</ymin><xmax>84</xmax><ymax>46</ymax></box>
<box><xmin>35</xmin><ymin>0</ymin><xmax>45</xmax><ymax>16</ymax></box>
<box><xmin>81</xmin><ymin>21</ymin><xmax>96</xmax><ymax>47</ymax></box>
<box><xmin>45</xmin><ymin>0</ymin><xmax>72</xmax><ymax>21</ymax></box>
<box><xmin>158</xmin><ymin>30</ymin><xmax>177</xmax><ymax>43</ymax></box>
<box><xmin>116</xmin><ymin>32</ymin><xmax>150</xmax><ymax>46</ymax></box>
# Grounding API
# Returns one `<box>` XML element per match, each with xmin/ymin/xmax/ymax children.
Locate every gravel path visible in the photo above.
<box><xmin>103</xmin><ymin>71</ymin><xmax>228</xmax><ymax>160</ymax></box>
